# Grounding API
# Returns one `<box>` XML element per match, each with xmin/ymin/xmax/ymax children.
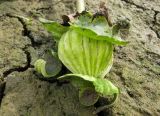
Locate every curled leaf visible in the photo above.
<box><xmin>34</xmin><ymin>59</ymin><xmax>49</xmax><ymax>77</ymax></box>
<box><xmin>34</xmin><ymin>52</ymin><xmax>62</xmax><ymax>77</ymax></box>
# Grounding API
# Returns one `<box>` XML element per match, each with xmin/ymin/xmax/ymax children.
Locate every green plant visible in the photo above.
<box><xmin>34</xmin><ymin>11</ymin><xmax>129</xmax><ymax>113</ymax></box>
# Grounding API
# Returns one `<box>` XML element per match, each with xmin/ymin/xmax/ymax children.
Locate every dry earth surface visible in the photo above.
<box><xmin>0</xmin><ymin>0</ymin><xmax>160</xmax><ymax>116</ymax></box>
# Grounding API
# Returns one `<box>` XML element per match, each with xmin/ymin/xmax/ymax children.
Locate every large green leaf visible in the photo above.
<box><xmin>58</xmin><ymin>74</ymin><xmax>119</xmax><ymax>96</ymax></box>
<box><xmin>70</xmin><ymin>12</ymin><xmax>128</xmax><ymax>45</ymax></box>
<box><xmin>39</xmin><ymin>18</ymin><xmax>69</xmax><ymax>40</ymax></box>
<box><xmin>58</xmin><ymin>29</ymin><xmax>114</xmax><ymax>77</ymax></box>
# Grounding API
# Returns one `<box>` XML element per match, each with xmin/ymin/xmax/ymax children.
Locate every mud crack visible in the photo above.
<box><xmin>0</xmin><ymin>13</ymin><xmax>36</xmax><ymax>77</ymax></box>
<box><xmin>1</xmin><ymin>46</ymin><xmax>31</xmax><ymax>106</ymax></box>
<box><xmin>121</xmin><ymin>0</ymin><xmax>148</xmax><ymax>11</ymax></box>
<box><xmin>121</xmin><ymin>0</ymin><xmax>160</xmax><ymax>39</ymax></box>
<box><xmin>5</xmin><ymin>13</ymin><xmax>42</xmax><ymax>48</ymax></box>
<box><xmin>35</xmin><ymin>0</ymin><xmax>62</xmax><ymax>13</ymax></box>
<box><xmin>36</xmin><ymin>6</ymin><xmax>52</xmax><ymax>12</ymax></box>
<box><xmin>150</xmin><ymin>11</ymin><xmax>160</xmax><ymax>39</ymax></box>
<box><xmin>3</xmin><ymin>46</ymin><xmax>31</xmax><ymax>77</ymax></box>
<box><xmin>121</xmin><ymin>0</ymin><xmax>160</xmax><ymax>13</ymax></box>
<box><xmin>120</xmin><ymin>0</ymin><xmax>160</xmax><ymax>39</ymax></box>
<box><xmin>0</xmin><ymin>79</ymin><xmax>6</xmax><ymax>106</ymax></box>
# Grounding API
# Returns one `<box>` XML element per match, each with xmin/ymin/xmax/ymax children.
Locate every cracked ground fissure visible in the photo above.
<box><xmin>0</xmin><ymin>13</ymin><xmax>40</xmax><ymax>107</ymax></box>
<box><xmin>2</xmin><ymin>14</ymin><xmax>34</xmax><ymax>78</ymax></box>
<box><xmin>1</xmin><ymin>13</ymin><xmax>68</xmax><ymax>83</ymax></box>
<box><xmin>3</xmin><ymin>47</ymin><xmax>31</xmax><ymax>77</ymax></box>
<box><xmin>121</xmin><ymin>0</ymin><xmax>148</xmax><ymax>11</ymax></box>
<box><xmin>0</xmin><ymin>13</ymin><xmax>68</xmax><ymax>109</ymax></box>
<box><xmin>120</xmin><ymin>0</ymin><xmax>160</xmax><ymax>39</ymax></box>
<box><xmin>121</xmin><ymin>0</ymin><xmax>160</xmax><ymax>12</ymax></box>
<box><xmin>150</xmin><ymin>11</ymin><xmax>160</xmax><ymax>39</ymax></box>
<box><xmin>5</xmin><ymin>13</ymin><xmax>42</xmax><ymax>47</ymax></box>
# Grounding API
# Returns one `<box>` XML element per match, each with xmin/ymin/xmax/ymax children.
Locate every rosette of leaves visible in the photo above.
<box><xmin>35</xmin><ymin>11</ymin><xmax>128</xmax><ymax>108</ymax></box>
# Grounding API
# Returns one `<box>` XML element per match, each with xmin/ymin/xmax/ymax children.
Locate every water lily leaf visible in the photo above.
<box><xmin>39</xmin><ymin>18</ymin><xmax>69</xmax><ymax>40</ymax></box>
<box><xmin>70</xmin><ymin>12</ymin><xmax>128</xmax><ymax>45</ymax></box>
